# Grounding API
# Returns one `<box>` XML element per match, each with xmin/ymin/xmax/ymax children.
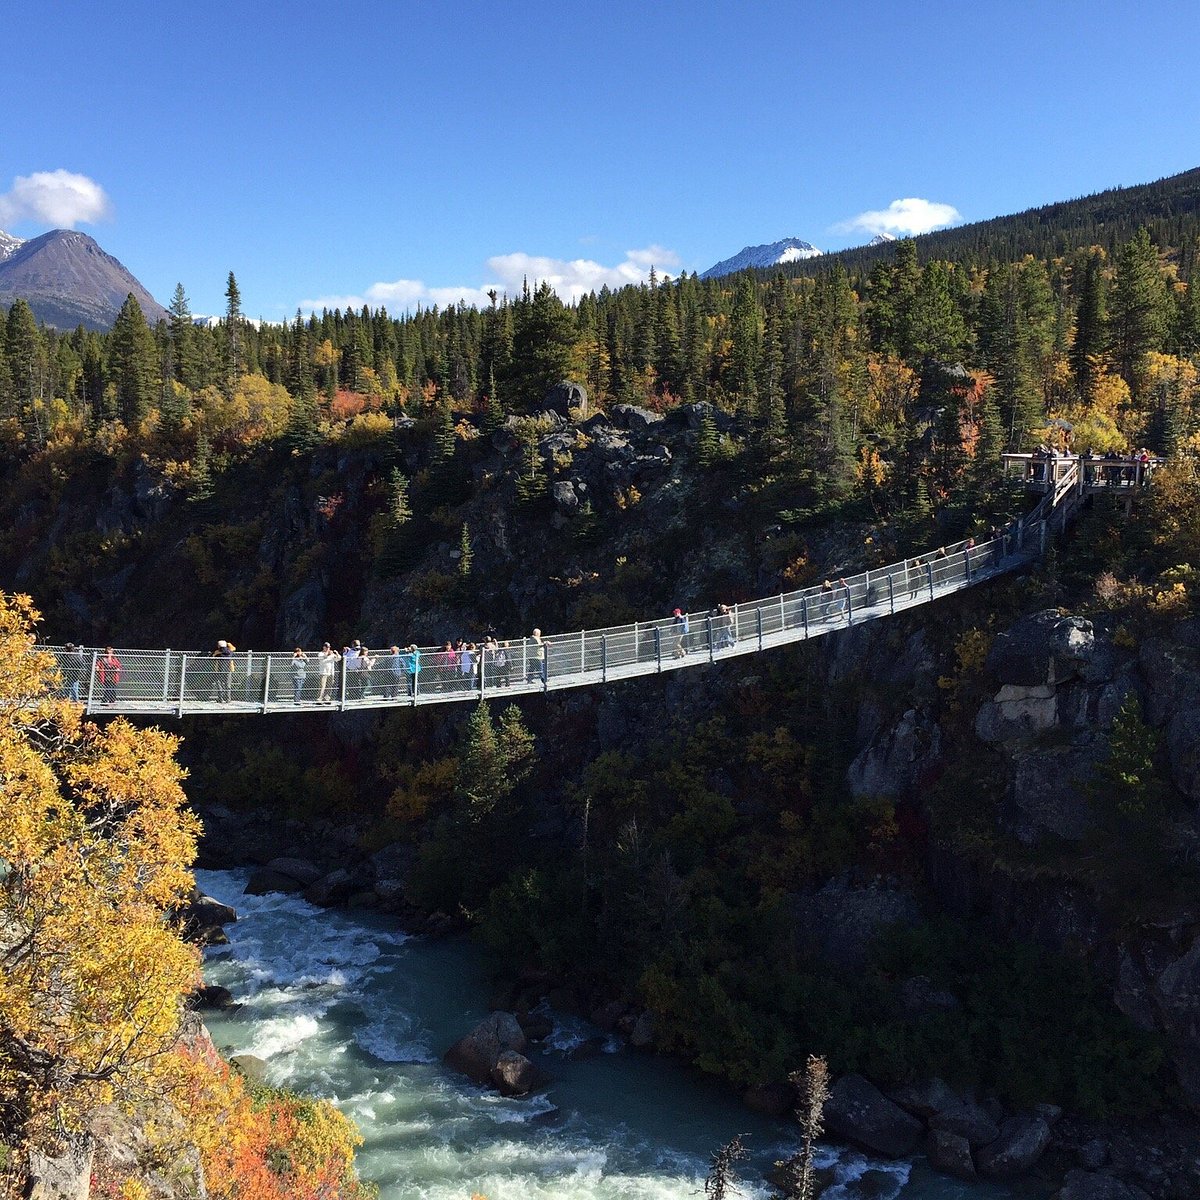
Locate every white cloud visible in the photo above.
<box><xmin>0</xmin><ymin>170</ymin><xmax>113</xmax><ymax>229</ymax></box>
<box><xmin>834</xmin><ymin>198</ymin><xmax>962</xmax><ymax>238</ymax></box>
<box><xmin>298</xmin><ymin>245</ymin><xmax>679</xmax><ymax>314</ymax></box>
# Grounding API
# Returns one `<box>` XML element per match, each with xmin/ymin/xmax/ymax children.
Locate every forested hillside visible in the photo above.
<box><xmin>4</xmin><ymin>193</ymin><xmax>1200</xmax><ymax>1198</ymax></box>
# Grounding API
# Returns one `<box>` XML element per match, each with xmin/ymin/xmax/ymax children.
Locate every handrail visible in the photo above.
<box><xmin>38</xmin><ymin>485</ymin><xmax>1080</xmax><ymax>717</ymax></box>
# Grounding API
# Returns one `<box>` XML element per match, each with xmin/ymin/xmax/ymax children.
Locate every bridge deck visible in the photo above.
<box><xmin>42</xmin><ymin>526</ymin><xmax>1053</xmax><ymax>718</ymax></box>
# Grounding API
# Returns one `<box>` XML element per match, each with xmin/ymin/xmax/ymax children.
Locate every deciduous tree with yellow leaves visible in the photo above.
<box><xmin>0</xmin><ymin>593</ymin><xmax>201</xmax><ymax>1154</ymax></box>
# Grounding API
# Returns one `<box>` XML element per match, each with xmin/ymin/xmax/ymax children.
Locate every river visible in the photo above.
<box><xmin>195</xmin><ymin>869</ymin><xmax>1050</xmax><ymax>1200</ymax></box>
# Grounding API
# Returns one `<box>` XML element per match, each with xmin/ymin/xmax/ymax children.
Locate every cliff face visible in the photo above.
<box><xmin>845</xmin><ymin>606</ymin><xmax>1200</xmax><ymax>1114</ymax></box>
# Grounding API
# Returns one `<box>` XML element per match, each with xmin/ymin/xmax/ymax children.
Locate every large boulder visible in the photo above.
<box><xmin>491</xmin><ymin>1048</ymin><xmax>548</xmax><ymax>1096</ymax></box>
<box><xmin>304</xmin><ymin>868</ymin><xmax>356</xmax><ymax>907</ymax></box>
<box><xmin>889</xmin><ymin>1077</ymin><xmax>960</xmax><ymax>1119</ymax></box>
<box><xmin>369</xmin><ymin>841</ymin><xmax>414</xmax><ymax>901</ymax></box>
<box><xmin>926</xmin><ymin>1129</ymin><xmax>976</xmax><ymax>1181</ymax></box>
<box><xmin>929</xmin><ymin>1098</ymin><xmax>1000</xmax><ymax>1148</ymax></box>
<box><xmin>975</xmin><ymin>683</ymin><xmax>1059</xmax><ymax>743</ymax></box>
<box><xmin>445</xmin><ymin>1012</ymin><xmax>528</xmax><ymax>1086</ymax></box>
<box><xmin>823</xmin><ymin>1074</ymin><xmax>923</xmax><ymax>1158</ymax></box>
<box><xmin>976</xmin><ymin>1115</ymin><xmax>1052</xmax><ymax>1178</ymax></box>
<box><xmin>1055</xmin><ymin>1170</ymin><xmax>1151</xmax><ymax>1200</ymax></box>
<box><xmin>610</xmin><ymin>403</ymin><xmax>664</xmax><ymax>431</ymax></box>
<box><xmin>245</xmin><ymin>868</ymin><xmax>306</xmax><ymax>896</ymax></box>
<box><xmin>544</xmin><ymin>381</ymin><xmax>588</xmax><ymax>419</ymax></box>
<box><xmin>552</xmin><ymin>480</ymin><xmax>581</xmax><ymax>515</ymax></box>
<box><xmin>264</xmin><ymin>856</ymin><xmax>323</xmax><ymax>886</ymax></box>
<box><xmin>986</xmin><ymin>611</ymin><xmax>1094</xmax><ymax>688</ymax></box>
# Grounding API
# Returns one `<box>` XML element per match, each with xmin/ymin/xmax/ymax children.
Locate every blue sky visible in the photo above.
<box><xmin>5</xmin><ymin>0</ymin><xmax>1198</xmax><ymax>319</ymax></box>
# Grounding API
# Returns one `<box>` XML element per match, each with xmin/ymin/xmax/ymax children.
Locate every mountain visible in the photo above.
<box><xmin>0</xmin><ymin>229</ymin><xmax>23</xmax><ymax>262</ymax></box>
<box><xmin>700</xmin><ymin>237</ymin><xmax>822</xmax><ymax>278</ymax></box>
<box><xmin>0</xmin><ymin>229</ymin><xmax>169</xmax><ymax>331</ymax></box>
<box><xmin>867</xmin><ymin>232</ymin><xmax>896</xmax><ymax>246</ymax></box>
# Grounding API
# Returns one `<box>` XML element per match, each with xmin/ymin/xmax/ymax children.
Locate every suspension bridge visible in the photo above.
<box><xmin>38</xmin><ymin>453</ymin><xmax>1142</xmax><ymax>718</ymax></box>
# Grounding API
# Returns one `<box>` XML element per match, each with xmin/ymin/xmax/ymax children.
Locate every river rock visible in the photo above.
<box><xmin>265</xmin><ymin>856</ymin><xmax>323</xmax><ymax>886</ymax></box>
<box><xmin>186</xmin><ymin>890</ymin><xmax>238</xmax><ymax>927</ymax></box>
<box><xmin>926</xmin><ymin>1129</ymin><xmax>976</xmax><ymax>1180</ymax></box>
<box><xmin>245</xmin><ymin>867</ymin><xmax>306</xmax><ymax>896</ymax></box>
<box><xmin>193</xmin><ymin>984</ymin><xmax>237</xmax><ymax>1010</ymax></box>
<box><xmin>976</xmin><ymin>1115</ymin><xmax>1052</xmax><ymax>1177</ymax></box>
<box><xmin>304</xmin><ymin>868</ymin><xmax>355</xmax><ymax>906</ymax></box>
<box><xmin>824</xmin><ymin>1074</ymin><xmax>923</xmax><ymax>1158</ymax></box>
<box><xmin>491</xmin><ymin>1048</ymin><xmax>548</xmax><ymax>1096</ymax></box>
<box><xmin>889</xmin><ymin>1076</ymin><xmax>960</xmax><ymax>1119</ymax></box>
<box><xmin>27</xmin><ymin>1134</ymin><xmax>94</xmax><ymax>1200</ymax></box>
<box><xmin>1055</xmin><ymin>1170</ymin><xmax>1151</xmax><ymax>1200</ymax></box>
<box><xmin>445</xmin><ymin>1012</ymin><xmax>528</xmax><ymax>1086</ymax></box>
<box><xmin>929</xmin><ymin>1099</ymin><xmax>1000</xmax><ymax>1148</ymax></box>
<box><xmin>369</xmin><ymin>841</ymin><xmax>414</xmax><ymax>901</ymax></box>
<box><xmin>986</xmin><ymin>610</ymin><xmax>1094</xmax><ymax>687</ymax></box>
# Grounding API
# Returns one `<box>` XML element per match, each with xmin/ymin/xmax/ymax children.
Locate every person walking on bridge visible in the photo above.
<box><xmin>212</xmin><ymin>640</ymin><xmax>235</xmax><ymax>703</ymax></box>
<box><xmin>97</xmin><ymin>647</ymin><xmax>121</xmax><ymax>705</ymax></box>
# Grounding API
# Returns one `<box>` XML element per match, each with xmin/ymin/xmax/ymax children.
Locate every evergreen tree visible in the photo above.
<box><xmin>190</xmin><ymin>432</ymin><xmax>214</xmax><ymax>501</ymax></box>
<box><xmin>1070</xmin><ymin>250</ymin><xmax>1108</xmax><ymax>401</ymax></box>
<box><xmin>168</xmin><ymin>283</ymin><xmax>201</xmax><ymax>389</ymax></box>
<box><xmin>456</xmin><ymin>701</ymin><xmax>534</xmax><ymax>821</ymax></box>
<box><xmin>507</xmin><ymin>281</ymin><xmax>574</xmax><ymax>409</ymax></box>
<box><xmin>514</xmin><ymin>434</ymin><xmax>547</xmax><ymax>505</ymax></box>
<box><xmin>223</xmin><ymin>270</ymin><xmax>243</xmax><ymax>395</ymax></box>
<box><xmin>4</xmin><ymin>300</ymin><xmax>48</xmax><ymax>445</ymax></box>
<box><xmin>1110</xmin><ymin>228</ymin><xmax>1170</xmax><ymax>397</ymax></box>
<box><xmin>458</xmin><ymin>522</ymin><xmax>473</xmax><ymax>577</ymax></box>
<box><xmin>388</xmin><ymin>468</ymin><xmax>412</xmax><ymax>528</ymax></box>
<box><xmin>695</xmin><ymin>410</ymin><xmax>719</xmax><ymax>467</ymax></box>
<box><xmin>108</xmin><ymin>293</ymin><xmax>157</xmax><ymax>430</ymax></box>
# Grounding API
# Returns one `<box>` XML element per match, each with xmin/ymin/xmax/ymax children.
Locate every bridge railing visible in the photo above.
<box><xmin>42</xmin><ymin>517</ymin><xmax>1046</xmax><ymax>716</ymax></box>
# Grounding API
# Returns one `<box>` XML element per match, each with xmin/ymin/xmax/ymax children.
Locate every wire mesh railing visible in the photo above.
<box><xmin>37</xmin><ymin>487</ymin><xmax>1074</xmax><ymax>717</ymax></box>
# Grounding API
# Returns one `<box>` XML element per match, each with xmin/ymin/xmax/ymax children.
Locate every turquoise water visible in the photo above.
<box><xmin>196</xmin><ymin>869</ymin><xmax>1048</xmax><ymax>1200</ymax></box>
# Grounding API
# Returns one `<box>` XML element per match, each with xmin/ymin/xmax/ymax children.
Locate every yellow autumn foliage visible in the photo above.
<box><xmin>0</xmin><ymin>593</ymin><xmax>200</xmax><ymax>1142</ymax></box>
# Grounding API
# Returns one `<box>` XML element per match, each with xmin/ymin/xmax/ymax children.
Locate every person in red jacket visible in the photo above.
<box><xmin>97</xmin><ymin>647</ymin><xmax>121</xmax><ymax>704</ymax></box>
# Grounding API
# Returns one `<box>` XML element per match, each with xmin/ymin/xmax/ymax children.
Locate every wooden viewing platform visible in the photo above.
<box><xmin>1001</xmin><ymin>451</ymin><xmax>1163</xmax><ymax>495</ymax></box>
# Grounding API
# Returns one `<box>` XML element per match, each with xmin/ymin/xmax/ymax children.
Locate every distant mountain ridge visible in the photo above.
<box><xmin>0</xmin><ymin>229</ymin><xmax>168</xmax><ymax>331</ymax></box>
<box><xmin>701</xmin><ymin>237</ymin><xmax>822</xmax><ymax>279</ymax></box>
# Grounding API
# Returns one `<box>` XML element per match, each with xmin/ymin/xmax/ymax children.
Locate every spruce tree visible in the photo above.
<box><xmin>1110</xmin><ymin>228</ymin><xmax>1169</xmax><ymax>398</ymax></box>
<box><xmin>514</xmin><ymin>434</ymin><xmax>547</xmax><ymax>505</ymax></box>
<box><xmin>5</xmin><ymin>299</ymin><xmax>48</xmax><ymax>445</ymax></box>
<box><xmin>458</xmin><ymin>522</ymin><xmax>473</xmax><ymax>577</ymax></box>
<box><xmin>1070</xmin><ymin>251</ymin><xmax>1108</xmax><ymax>401</ymax></box>
<box><xmin>388</xmin><ymin>468</ymin><xmax>412</xmax><ymax>528</ymax></box>
<box><xmin>223</xmin><ymin>270</ymin><xmax>243</xmax><ymax>396</ymax></box>
<box><xmin>168</xmin><ymin>283</ymin><xmax>201</xmax><ymax>389</ymax></box>
<box><xmin>109</xmin><ymin>293</ymin><xmax>157</xmax><ymax>430</ymax></box>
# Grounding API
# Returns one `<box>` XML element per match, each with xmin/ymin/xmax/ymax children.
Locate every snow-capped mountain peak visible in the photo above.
<box><xmin>0</xmin><ymin>229</ymin><xmax>25</xmax><ymax>263</ymax></box>
<box><xmin>868</xmin><ymin>232</ymin><xmax>897</xmax><ymax>246</ymax></box>
<box><xmin>701</xmin><ymin>237</ymin><xmax>822</xmax><ymax>279</ymax></box>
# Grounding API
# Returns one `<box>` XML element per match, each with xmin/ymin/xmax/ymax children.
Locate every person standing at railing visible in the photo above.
<box><xmin>401</xmin><ymin>645</ymin><xmax>420</xmax><ymax>696</ymax></box>
<box><xmin>290</xmin><ymin>647</ymin><xmax>309</xmax><ymax>705</ymax></box>
<box><xmin>527</xmin><ymin>629</ymin><xmax>545</xmax><ymax>683</ymax></box>
<box><xmin>97</xmin><ymin>647</ymin><xmax>121</xmax><ymax>705</ymax></box>
<box><xmin>460</xmin><ymin>642</ymin><xmax>477</xmax><ymax>688</ymax></box>
<box><xmin>212</xmin><ymin>640</ymin><xmax>235</xmax><ymax>702</ymax></box>
<box><xmin>316</xmin><ymin>642</ymin><xmax>339</xmax><ymax>704</ymax></box>
<box><xmin>716</xmin><ymin>604</ymin><xmax>736</xmax><ymax>649</ymax></box>
<box><xmin>909</xmin><ymin>559</ymin><xmax>923</xmax><ymax>599</ymax></box>
<box><xmin>62</xmin><ymin>642</ymin><xmax>85</xmax><ymax>702</ymax></box>
<box><xmin>494</xmin><ymin>640</ymin><xmax>511</xmax><ymax>687</ymax></box>
<box><xmin>381</xmin><ymin>645</ymin><xmax>404</xmax><ymax>699</ymax></box>
<box><xmin>672</xmin><ymin>608</ymin><xmax>690</xmax><ymax>657</ymax></box>
<box><xmin>827</xmin><ymin>578</ymin><xmax>849</xmax><ymax>621</ymax></box>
